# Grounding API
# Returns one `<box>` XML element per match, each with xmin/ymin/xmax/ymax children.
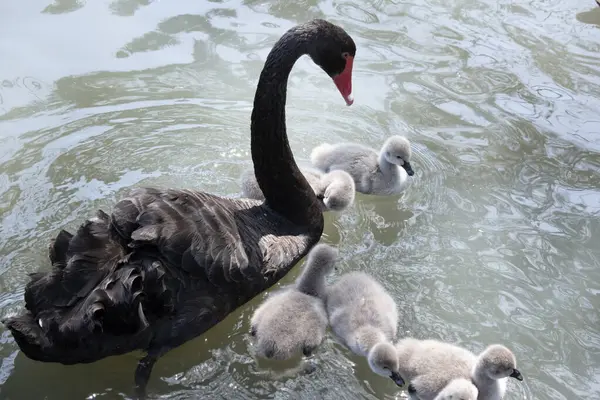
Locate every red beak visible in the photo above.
<box><xmin>333</xmin><ymin>55</ymin><xmax>354</xmax><ymax>106</ymax></box>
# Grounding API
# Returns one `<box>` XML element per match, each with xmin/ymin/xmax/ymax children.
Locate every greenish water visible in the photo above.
<box><xmin>1</xmin><ymin>0</ymin><xmax>600</xmax><ymax>399</ymax></box>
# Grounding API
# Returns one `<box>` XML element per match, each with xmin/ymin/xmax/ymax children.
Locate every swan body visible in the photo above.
<box><xmin>250</xmin><ymin>243</ymin><xmax>337</xmax><ymax>359</ymax></box>
<box><xmin>3</xmin><ymin>19</ymin><xmax>357</xmax><ymax>398</ymax></box>
<box><xmin>310</xmin><ymin>135</ymin><xmax>414</xmax><ymax>195</ymax></box>
<box><xmin>325</xmin><ymin>272</ymin><xmax>403</xmax><ymax>386</ymax></box>
<box><xmin>240</xmin><ymin>167</ymin><xmax>355</xmax><ymax>212</ymax></box>
<box><xmin>433</xmin><ymin>378</ymin><xmax>478</xmax><ymax>400</ymax></box>
<box><xmin>395</xmin><ymin>339</ymin><xmax>523</xmax><ymax>400</ymax></box>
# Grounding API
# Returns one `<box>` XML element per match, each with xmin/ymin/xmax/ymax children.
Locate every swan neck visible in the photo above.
<box><xmin>250</xmin><ymin>29</ymin><xmax>322</xmax><ymax>227</ymax></box>
<box><xmin>472</xmin><ymin>360</ymin><xmax>493</xmax><ymax>384</ymax></box>
<box><xmin>378</xmin><ymin>152</ymin><xmax>395</xmax><ymax>174</ymax></box>
<box><xmin>295</xmin><ymin>264</ymin><xmax>326</xmax><ymax>298</ymax></box>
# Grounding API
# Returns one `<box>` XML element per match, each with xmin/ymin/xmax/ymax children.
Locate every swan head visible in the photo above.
<box><xmin>433</xmin><ymin>378</ymin><xmax>479</xmax><ymax>400</ymax></box>
<box><xmin>300</xmin><ymin>19</ymin><xmax>356</xmax><ymax>106</ymax></box>
<box><xmin>476</xmin><ymin>344</ymin><xmax>523</xmax><ymax>381</ymax></box>
<box><xmin>382</xmin><ymin>135</ymin><xmax>414</xmax><ymax>176</ymax></box>
<box><xmin>319</xmin><ymin>170</ymin><xmax>356</xmax><ymax>212</ymax></box>
<box><xmin>368</xmin><ymin>342</ymin><xmax>405</xmax><ymax>387</ymax></box>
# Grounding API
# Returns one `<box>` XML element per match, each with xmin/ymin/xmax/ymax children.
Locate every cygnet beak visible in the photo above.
<box><xmin>510</xmin><ymin>368</ymin><xmax>523</xmax><ymax>381</ymax></box>
<box><xmin>402</xmin><ymin>162</ymin><xmax>414</xmax><ymax>176</ymax></box>
<box><xmin>390</xmin><ymin>371</ymin><xmax>405</xmax><ymax>386</ymax></box>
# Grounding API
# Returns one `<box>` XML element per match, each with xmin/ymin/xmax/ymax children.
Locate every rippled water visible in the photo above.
<box><xmin>1</xmin><ymin>0</ymin><xmax>600</xmax><ymax>399</ymax></box>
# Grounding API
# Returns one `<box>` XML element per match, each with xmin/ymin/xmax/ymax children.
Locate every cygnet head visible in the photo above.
<box><xmin>319</xmin><ymin>170</ymin><xmax>356</xmax><ymax>211</ymax></box>
<box><xmin>305</xmin><ymin>243</ymin><xmax>338</xmax><ymax>270</ymax></box>
<box><xmin>433</xmin><ymin>378</ymin><xmax>478</xmax><ymax>400</ymax></box>
<box><xmin>368</xmin><ymin>342</ymin><xmax>405</xmax><ymax>387</ymax></box>
<box><xmin>477</xmin><ymin>344</ymin><xmax>523</xmax><ymax>381</ymax></box>
<box><xmin>382</xmin><ymin>135</ymin><xmax>414</xmax><ymax>176</ymax></box>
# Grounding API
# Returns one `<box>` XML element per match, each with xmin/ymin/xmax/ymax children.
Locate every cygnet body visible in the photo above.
<box><xmin>325</xmin><ymin>271</ymin><xmax>404</xmax><ymax>386</ymax></box>
<box><xmin>250</xmin><ymin>244</ymin><xmax>338</xmax><ymax>360</ymax></box>
<box><xmin>433</xmin><ymin>378</ymin><xmax>478</xmax><ymax>400</ymax></box>
<box><xmin>310</xmin><ymin>135</ymin><xmax>414</xmax><ymax>195</ymax></box>
<box><xmin>240</xmin><ymin>167</ymin><xmax>355</xmax><ymax>212</ymax></box>
<box><xmin>395</xmin><ymin>339</ymin><xmax>523</xmax><ymax>400</ymax></box>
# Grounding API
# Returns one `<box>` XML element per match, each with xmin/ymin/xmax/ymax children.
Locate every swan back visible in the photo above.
<box><xmin>395</xmin><ymin>338</ymin><xmax>475</xmax><ymax>400</ymax></box>
<box><xmin>433</xmin><ymin>378</ymin><xmax>479</xmax><ymax>400</ymax></box>
<box><xmin>326</xmin><ymin>272</ymin><xmax>398</xmax><ymax>355</ymax></box>
<box><xmin>319</xmin><ymin>170</ymin><xmax>356</xmax><ymax>211</ymax></box>
<box><xmin>310</xmin><ymin>142</ymin><xmax>377</xmax><ymax>175</ymax></box>
<box><xmin>250</xmin><ymin>289</ymin><xmax>328</xmax><ymax>360</ymax></box>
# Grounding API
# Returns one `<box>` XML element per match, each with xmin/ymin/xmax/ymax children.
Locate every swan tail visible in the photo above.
<box><xmin>48</xmin><ymin>229</ymin><xmax>73</xmax><ymax>267</ymax></box>
<box><xmin>309</xmin><ymin>143</ymin><xmax>334</xmax><ymax>171</ymax></box>
<box><xmin>70</xmin><ymin>258</ymin><xmax>174</xmax><ymax>337</ymax></box>
<box><xmin>23</xmin><ymin>210</ymin><xmax>124</xmax><ymax>315</ymax></box>
<box><xmin>4</xmin><ymin>208</ymin><xmax>174</xmax><ymax>364</ymax></box>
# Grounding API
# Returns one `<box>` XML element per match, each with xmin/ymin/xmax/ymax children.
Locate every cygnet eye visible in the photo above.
<box><xmin>396</xmin><ymin>155</ymin><xmax>401</xmax><ymax>159</ymax></box>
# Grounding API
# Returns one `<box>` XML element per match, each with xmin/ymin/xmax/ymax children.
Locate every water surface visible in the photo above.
<box><xmin>1</xmin><ymin>0</ymin><xmax>600</xmax><ymax>399</ymax></box>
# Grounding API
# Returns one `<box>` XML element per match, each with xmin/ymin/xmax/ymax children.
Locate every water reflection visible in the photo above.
<box><xmin>1</xmin><ymin>0</ymin><xmax>600</xmax><ymax>399</ymax></box>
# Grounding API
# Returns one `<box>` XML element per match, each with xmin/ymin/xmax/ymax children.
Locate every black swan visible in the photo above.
<box><xmin>2</xmin><ymin>19</ymin><xmax>356</xmax><ymax>397</ymax></box>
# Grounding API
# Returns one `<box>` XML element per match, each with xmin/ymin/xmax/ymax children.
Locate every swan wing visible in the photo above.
<box><xmin>112</xmin><ymin>187</ymin><xmax>255</xmax><ymax>284</ymax></box>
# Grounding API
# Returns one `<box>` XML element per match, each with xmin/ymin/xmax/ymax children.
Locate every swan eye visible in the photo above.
<box><xmin>342</xmin><ymin>52</ymin><xmax>350</xmax><ymax>59</ymax></box>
